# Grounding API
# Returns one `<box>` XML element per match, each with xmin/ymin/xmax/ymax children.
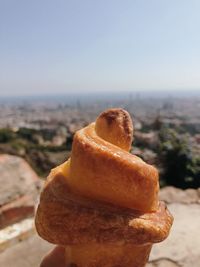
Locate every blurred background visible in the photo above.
<box><xmin>0</xmin><ymin>1</ymin><xmax>200</xmax><ymax>267</ymax></box>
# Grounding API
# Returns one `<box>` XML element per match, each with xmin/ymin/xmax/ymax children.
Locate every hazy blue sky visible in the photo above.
<box><xmin>0</xmin><ymin>0</ymin><xmax>200</xmax><ymax>96</ymax></box>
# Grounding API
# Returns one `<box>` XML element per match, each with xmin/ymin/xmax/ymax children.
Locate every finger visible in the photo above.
<box><xmin>40</xmin><ymin>246</ymin><xmax>66</xmax><ymax>267</ymax></box>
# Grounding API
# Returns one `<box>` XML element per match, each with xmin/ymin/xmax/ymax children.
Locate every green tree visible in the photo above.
<box><xmin>0</xmin><ymin>128</ymin><xmax>14</xmax><ymax>143</ymax></box>
<box><xmin>159</xmin><ymin>127</ymin><xmax>200</xmax><ymax>188</ymax></box>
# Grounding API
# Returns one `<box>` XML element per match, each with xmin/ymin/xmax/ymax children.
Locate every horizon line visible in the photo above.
<box><xmin>0</xmin><ymin>88</ymin><xmax>200</xmax><ymax>98</ymax></box>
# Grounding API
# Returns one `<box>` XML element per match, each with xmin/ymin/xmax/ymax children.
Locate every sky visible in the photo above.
<box><xmin>0</xmin><ymin>0</ymin><xmax>200</xmax><ymax>96</ymax></box>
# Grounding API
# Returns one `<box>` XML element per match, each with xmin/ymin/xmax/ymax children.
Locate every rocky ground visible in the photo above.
<box><xmin>0</xmin><ymin>154</ymin><xmax>200</xmax><ymax>267</ymax></box>
<box><xmin>0</xmin><ymin>154</ymin><xmax>42</xmax><ymax>229</ymax></box>
<box><xmin>148</xmin><ymin>186</ymin><xmax>200</xmax><ymax>267</ymax></box>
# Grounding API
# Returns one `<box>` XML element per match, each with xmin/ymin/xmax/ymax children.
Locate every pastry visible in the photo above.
<box><xmin>35</xmin><ymin>108</ymin><xmax>173</xmax><ymax>267</ymax></box>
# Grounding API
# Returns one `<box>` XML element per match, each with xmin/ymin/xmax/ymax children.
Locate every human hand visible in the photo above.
<box><xmin>40</xmin><ymin>246</ymin><xmax>66</xmax><ymax>267</ymax></box>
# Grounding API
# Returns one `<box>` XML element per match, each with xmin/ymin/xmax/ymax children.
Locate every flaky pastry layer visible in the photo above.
<box><xmin>35</xmin><ymin>164</ymin><xmax>173</xmax><ymax>246</ymax></box>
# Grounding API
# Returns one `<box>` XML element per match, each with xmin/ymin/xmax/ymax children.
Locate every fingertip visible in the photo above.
<box><xmin>40</xmin><ymin>246</ymin><xmax>66</xmax><ymax>267</ymax></box>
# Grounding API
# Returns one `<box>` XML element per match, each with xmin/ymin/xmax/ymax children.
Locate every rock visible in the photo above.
<box><xmin>0</xmin><ymin>218</ymin><xmax>35</xmax><ymax>253</ymax></box>
<box><xmin>160</xmin><ymin>186</ymin><xmax>200</xmax><ymax>204</ymax></box>
<box><xmin>0</xmin><ymin>154</ymin><xmax>42</xmax><ymax>229</ymax></box>
<box><xmin>149</xmin><ymin>203</ymin><xmax>200</xmax><ymax>267</ymax></box>
<box><xmin>0</xmin><ymin>234</ymin><xmax>53</xmax><ymax>267</ymax></box>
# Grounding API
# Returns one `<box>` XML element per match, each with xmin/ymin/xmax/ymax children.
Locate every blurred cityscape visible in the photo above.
<box><xmin>0</xmin><ymin>92</ymin><xmax>200</xmax><ymax>188</ymax></box>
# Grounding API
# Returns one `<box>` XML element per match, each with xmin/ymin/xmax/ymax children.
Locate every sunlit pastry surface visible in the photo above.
<box><xmin>35</xmin><ymin>108</ymin><xmax>173</xmax><ymax>267</ymax></box>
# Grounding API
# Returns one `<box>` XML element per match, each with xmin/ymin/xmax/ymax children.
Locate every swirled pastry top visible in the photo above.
<box><xmin>66</xmin><ymin>108</ymin><xmax>159</xmax><ymax>212</ymax></box>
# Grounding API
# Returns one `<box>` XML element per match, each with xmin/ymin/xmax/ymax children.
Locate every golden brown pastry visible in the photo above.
<box><xmin>35</xmin><ymin>108</ymin><xmax>173</xmax><ymax>267</ymax></box>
